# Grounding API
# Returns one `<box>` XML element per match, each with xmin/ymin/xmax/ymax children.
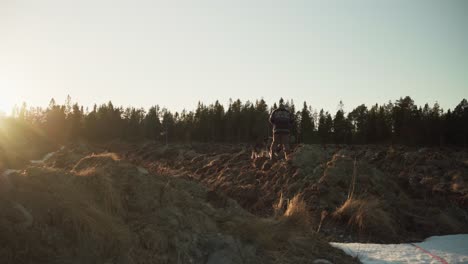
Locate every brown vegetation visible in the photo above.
<box><xmin>0</xmin><ymin>146</ymin><xmax>356</xmax><ymax>264</ymax></box>
<box><xmin>116</xmin><ymin>142</ymin><xmax>468</xmax><ymax>243</ymax></box>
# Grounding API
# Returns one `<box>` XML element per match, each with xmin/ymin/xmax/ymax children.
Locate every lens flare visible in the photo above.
<box><xmin>0</xmin><ymin>88</ymin><xmax>17</xmax><ymax>115</ymax></box>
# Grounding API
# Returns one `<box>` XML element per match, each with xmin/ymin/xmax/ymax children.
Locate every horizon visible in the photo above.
<box><xmin>1</xmin><ymin>0</ymin><xmax>467</xmax><ymax>115</ymax></box>
<box><xmin>2</xmin><ymin>95</ymin><xmax>467</xmax><ymax>117</ymax></box>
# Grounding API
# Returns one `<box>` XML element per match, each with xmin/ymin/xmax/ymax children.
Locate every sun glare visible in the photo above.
<box><xmin>0</xmin><ymin>99</ymin><xmax>13</xmax><ymax>115</ymax></box>
<box><xmin>0</xmin><ymin>87</ymin><xmax>17</xmax><ymax>115</ymax></box>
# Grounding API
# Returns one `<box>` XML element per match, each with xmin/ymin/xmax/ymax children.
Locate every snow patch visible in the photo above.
<box><xmin>331</xmin><ymin>235</ymin><xmax>468</xmax><ymax>264</ymax></box>
<box><xmin>2</xmin><ymin>169</ymin><xmax>20</xmax><ymax>177</ymax></box>
<box><xmin>1</xmin><ymin>169</ymin><xmax>19</xmax><ymax>190</ymax></box>
<box><xmin>313</xmin><ymin>259</ymin><xmax>333</xmax><ymax>264</ymax></box>
<box><xmin>30</xmin><ymin>147</ymin><xmax>64</xmax><ymax>164</ymax></box>
<box><xmin>137</xmin><ymin>166</ymin><xmax>149</xmax><ymax>175</ymax></box>
<box><xmin>31</xmin><ymin>152</ymin><xmax>55</xmax><ymax>164</ymax></box>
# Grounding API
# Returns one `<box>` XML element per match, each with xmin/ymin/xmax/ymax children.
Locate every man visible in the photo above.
<box><xmin>269</xmin><ymin>99</ymin><xmax>294</xmax><ymax>160</ymax></box>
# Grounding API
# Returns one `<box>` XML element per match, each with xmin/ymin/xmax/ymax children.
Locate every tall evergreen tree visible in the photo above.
<box><xmin>333</xmin><ymin>105</ymin><xmax>347</xmax><ymax>144</ymax></box>
<box><xmin>299</xmin><ymin>102</ymin><xmax>314</xmax><ymax>143</ymax></box>
<box><xmin>348</xmin><ymin>104</ymin><xmax>368</xmax><ymax>144</ymax></box>
<box><xmin>144</xmin><ymin>106</ymin><xmax>161</xmax><ymax>141</ymax></box>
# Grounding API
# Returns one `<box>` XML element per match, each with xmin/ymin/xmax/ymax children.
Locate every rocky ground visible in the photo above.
<box><xmin>0</xmin><ymin>143</ymin><xmax>357</xmax><ymax>264</ymax></box>
<box><xmin>110</xmin><ymin>142</ymin><xmax>468</xmax><ymax>243</ymax></box>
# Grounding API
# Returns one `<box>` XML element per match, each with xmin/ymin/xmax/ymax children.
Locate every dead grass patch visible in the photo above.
<box><xmin>451</xmin><ymin>183</ymin><xmax>464</xmax><ymax>192</ymax></box>
<box><xmin>283</xmin><ymin>194</ymin><xmax>311</xmax><ymax>226</ymax></box>
<box><xmin>91</xmin><ymin>152</ymin><xmax>120</xmax><ymax>160</ymax></box>
<box><xmin>333</xmin><ymin>197</ymin><xmax>397</xmax><ymax>240</ymax></box>
<box><xmin>1</xmin><ymin>165</ymin><xmax>130</xmax><ymax>263</ymax></box>
<box><xmin>75</xmin><ymin>166</ymin><xmax>97</xmax><ymax>177</ymax></box>
<box><xmin>224</xmin><ymin>194</ymin><xmax>313</xmax><ymax>252</ymax></box>
<box><xmin>219</xmin><ymin>213</ymin><xmax>357</xmax><ymax>263</ymax></box>
<box><xmin>72</xmin><ymin>152</ymin><xmax>120</xmax><ymax>172</ymax></box>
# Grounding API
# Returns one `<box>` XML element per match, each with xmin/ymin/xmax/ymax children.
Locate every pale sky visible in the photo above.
<box><xmin>0</xmin><ymin>0</ymin><xmax>467</xmax><ymax>114</ymax></box>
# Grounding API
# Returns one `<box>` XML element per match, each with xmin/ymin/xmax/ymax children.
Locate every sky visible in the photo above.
<box><xmin>0</xmin><ymin>0</ymin><xmax>467</xmax><ymax>114</ymax></box>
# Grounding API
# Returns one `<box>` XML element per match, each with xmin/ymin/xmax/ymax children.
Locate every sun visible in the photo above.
<box><xmin>0</xmin><ymin>98</ymin><xmax>13</xmax><ymax>115</ymax></box>
<box><xmin>0</xmin><ymin>79</ymin><xmax>21</xmax><ymax>115</ymax></box>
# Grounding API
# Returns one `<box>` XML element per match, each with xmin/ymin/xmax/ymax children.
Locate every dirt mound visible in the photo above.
<box><xmin>118</xmin><ymin>142</ymin><xmax>468</xmax><ymax>243</ymax></box>
<box><xmin>0</xmin><ymin>167</ymin><xmax>130</xmax><ymax>263</ymax></box>
<box><xmin>0</xmin><ymin>147</ymin><xmax>356</xmax><ymax>264</ymax></box>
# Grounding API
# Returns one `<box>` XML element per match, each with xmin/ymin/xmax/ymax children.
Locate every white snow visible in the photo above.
<box><xmin>30</xmin><ymin>146</ymin><xmax>64</xmax><ymax>164</ymax></box>
<box><xmin>1</xmin><ymin>146</ymin><xmax>65</xmax><ymax>181</ymax></box>
<box><xmin>0</xmin><ymin>169</ymin><xmax>20</xmax><ymax>190</ymax></box>
<box><xmin>137</xmin><ymin>166</ymin><xmax>149</xmax><ymax>175</ymax></box>
<box><xmin>30</xmin><ymin>152</ymin><xmax>56</xmax><ymax>164</ymax></box>
<box><xmin>2</xmin><ymin>169</ymin><xmax>20</xmax><ymax>177</ymax></box>
<box><xmin>331</xmin><ymin>234</ymin><xmax>468</xmax><ymax>264</ymax></box>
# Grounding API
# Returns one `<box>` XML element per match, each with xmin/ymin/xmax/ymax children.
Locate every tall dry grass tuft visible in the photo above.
<box><xmin>347</xmin><ymin>157</ymin><xmax>358</xmax><ymax>200</ymax></box>
<box><xmin>332</xmin><ymin>197</ymin><xmax>397</xmax><ymax>240</ymax></box>
<box><xmin>226</xmin><ymin>194</ymin><xmax>312</xmax><ymax>251</ymax></box>
<box><xmin>75</xmin><ymin>166</ymin><xmax>97</xmax><ymax>177</ymax></box>
<box><xmin>283</xmin><ymin>194</ymin><xmax>311</xmax><ymax>227</ymax></box>
<box><xmin>92</xmin><ymin>152</ymin><xmax>121</xmax><ymax>161</ymax></box>
<box><xmin>273</xmin><ymin>192</ymin><xmax>285</xmax><ymax>217</ymax></box>
<box><xmin>317</xmin><ymin>210</ymin><xmax>329</xmax><ymax>233</ymax></box>
<box><xmin>72</xmin><ymin>152</ymin><xmax>120</xmax><ymax>172</ymax></box>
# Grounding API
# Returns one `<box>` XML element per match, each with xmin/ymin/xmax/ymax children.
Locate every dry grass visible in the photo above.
<box><xmin>0</xmin><ymin>165</ymin><xmax>130</xmax><ymax>263</ymax></box>
<box><xmin>451</xmin><ymin>183</ymin><xmax>463</xmax><ymax>192</ymax></box>
<box><xmin>222</xmin><ymin>194</ymin><xmax>311</xmax><ymax>251</ymax></box>
<box><xmin>317</xmin><ymin>210</ymin><xmax>329</xmax><ymax>233</ymax></box>
<box><xmin>273</xmin><ymin>193</ymin><xmax>311</xmax><ymax>226</ymax></box>
<box><xmin>91</xmin><ymin>152</ymin><xmax>121</xmax><ymax>160</ymax></box>
<box><xmin>72</xmin><ymin>152</ymin><xmax>120</xmax><ymax>172</ymax></box>
<box><xmin>333</xmin><ymin>197</ymin><xmax>397</xmax><ymax>240</ymax></box>
<box><xmin>273</xmin><ymin>192</ymin><xmax>285</xmax><ymax>217</ymax></box>
<box><xmin>225</xmin><ymin>217</ymin><xmax>278</xmax><ymax>249</ymax></box>
<box><xmin>283</xmin><ymin>194</ymin><xmax>311</xmax><ymax>226</ymax></box>
<box><xmin>79</xmin><ymin>170</ymin><xmax>123</xmax><ymax>215</ymax></box>
<box><xmin>75</xmin><ymin>166</ymin><xmax>97</xmax><ymax>177</ymax></box>
<box><xmin>71</xmin><ymin>154</ymin><xmax>124</xmax><ymax>215</ymax></box>
<box><xmin>221</xmin><ymin>214</ymin><xmax>357</xmax><ymax>263</ymax></box>
<box><xmin>0</xmin><ymin>145</ymin><xmax>362</xmax><ymax>264</ymax></box>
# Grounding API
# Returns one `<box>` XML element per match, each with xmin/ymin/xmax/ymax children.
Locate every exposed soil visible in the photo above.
<box><xmin>0</xmin><ymin>143</ymin><xmax>357</xmax><ymax>264</ymax></box>
<box><xmin>110</xmin><ymin>142</ymin><xmax>468</xmax><ymax>243</ymax></box>
<box><xmin>2</xmin><ymin>141</ymin><xmax>466</xmax><ymax>263</ymax></box>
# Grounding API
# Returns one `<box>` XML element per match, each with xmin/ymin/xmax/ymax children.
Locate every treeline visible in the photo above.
<box><xmin>4</xmin><ymin>96</ymin><xmax>468</xmax><ymax>147</ymax></box>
